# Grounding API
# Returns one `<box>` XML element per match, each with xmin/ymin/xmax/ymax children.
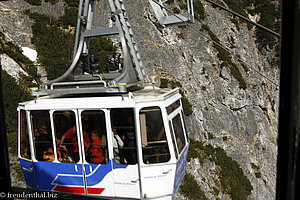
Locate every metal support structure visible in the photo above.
<box><xmin>276</xmin><ymin>0</ymin><xmax>300</xmax><ymax>200</ymax></box>
<box><xmin>37</xmin><ymin>0</ymin><xmax>148</xmax><ymax>97</ymax></box>
<box><xmin>149</xmin><ymin>0</ymin><xmax>194</xmax><ymax>25</ymax></box>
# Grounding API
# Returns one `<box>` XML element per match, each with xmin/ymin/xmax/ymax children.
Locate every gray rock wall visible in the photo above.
<box><xmin>122</xmin><ymin>1</ymin><xmax>278</xmax><ymax>199</ymax></box>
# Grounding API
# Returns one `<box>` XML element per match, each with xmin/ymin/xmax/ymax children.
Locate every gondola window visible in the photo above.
<box><xmin>140</xmin><ymin>107</ymin><xmax>171</xmax><ymax>164</ymax></box>
<box><xmin>20</xmin><ymin>110</ymin><xmax>31</xmax><ymax>160</ymax></box>
<box><xmin>53</xmin><ymin>111</ymin><xmax>79</xmax><ymax>163</ymax></box>
<box><xmin>169</xmin><ymin>121</ymin><xmax>178</xmax><ymax>159</ymax></box>
<box><xmin>172</xmin><ymin>114</ymin><xmax>186</xmax><ymax>154</ymax></box>
<box><xmin>81</xmin><ymin>110</ymin><xmax>108</xmax><ymax>164</ymax></box>
<box><xmin>31</xmin><ymin>110</ymin><xmax>54</xmax><ymax>162</ymax></box>
<box><xmin>110</xmin><ymin>108</ymin><xmax>137</xmax><ymax>165</ymax></box>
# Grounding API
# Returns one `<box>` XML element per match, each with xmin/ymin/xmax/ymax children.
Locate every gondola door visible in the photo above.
<box><xmin>78</xmin><ymin>109</ymin><xmax>115</xmax><ymax>197</ymax></box>
<box><xmin>109</xmin><ymin>108</ymin><xmax>141</xmax><ymax>199</ymax></box>
<box><xmin>32</xmin><ymin>110</ymin><xmax>85</xmax><ymax>194</ymax></box>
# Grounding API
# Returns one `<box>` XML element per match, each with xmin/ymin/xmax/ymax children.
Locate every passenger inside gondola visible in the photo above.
<box><xmin>20</xmin><ymin>110</ymin><xmax>31</xmax><ymax>160</ymax></box>
<box><xmin>110</xmin><ymin>108</ymin><xmax>137</xmax><ymax>165</ymax></box>
<box><xmin>43</xmin><ymin>147</ymin><xmax>54</xmax><ymax>162</ymax></box>
<box><xmin>81</xmin><ymin>110</ymin><xmax>109</xmax><ymax>164</ymax></box>
<box><xmin>31</xmin><ymin>110</ymin><xmax>54</xmax><ymax>162</ymax></box>
<box><xmin>57</xmin><ymin>144</ymin><xmax>73</xmax><ymax>163</ymax></box>
<box><xmin>112</xmin><ymin>128</ymin><xmax>124</xmax><ymax>164</ymax></box>
<box><xmin>88</xmin><ymin>131</ymin><xmax>105</xmax><ymax>164</ymax></box>
<box><xmin>60</xmin><ymin>125</ymin><xmax>90</xmax><ymax>162</ymax></box>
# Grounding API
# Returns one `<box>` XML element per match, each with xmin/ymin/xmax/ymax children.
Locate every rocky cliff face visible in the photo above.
<box><xmin>124</xmin><ymin>1</ymin><xmax>279</xmax><ymax>199</ymax></box>
<box><xmin>1</xmin><ymin>0</ymin><xmax>279</xmax><ymax>199</ymax></box>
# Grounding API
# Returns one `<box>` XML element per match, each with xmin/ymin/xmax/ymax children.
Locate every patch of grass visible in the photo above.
<box><xmin>180</xmin><ymin>173</ymin><xmax>208</xmax><ymax>200</ymax></box>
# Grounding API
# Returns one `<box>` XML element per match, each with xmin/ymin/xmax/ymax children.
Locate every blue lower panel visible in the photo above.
<box><xmin>19</xmin><ymin>159</ymin><xmax>35</xmax><ymax>188</ymax></box>
<box><xmin>173</xmin><ymin>144</ymin><xmax>189</xmax><ymax>194</ymax></box>
<box><xmin>33</xmin><ymin>162</ymin><xmax>84</xmax><ymax>191</ymax></box>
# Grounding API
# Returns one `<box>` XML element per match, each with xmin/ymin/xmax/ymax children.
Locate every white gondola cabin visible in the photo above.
<box><xmin>18</xmin><ymin>86</ymin><xmax>189</xmax><ymax>199</ymax></box>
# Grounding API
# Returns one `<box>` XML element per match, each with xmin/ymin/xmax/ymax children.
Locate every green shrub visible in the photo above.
<box><xmin>208</xmin><ymin>132</ymin><xmax>215</xmax><ymax>140</ymax></box>
<box><xmin>160</xmin><ymin>78</ymin><xmax>169</xmax><ymax>88</ymax></box>
<box><xmin>1</xmin><ymin>70</ymin><xmax>31</xmax><ymax>133</ymax></box>
<box><xmin>45</xmin><ymin>0</ymin><xmax>59</xmax><ymax>4</ymax></box>
<box><xmin>56</xmin><ymin>7</ymin><xmax>78</xmax><ymax>28</ymax></box>
<box><xmin>223</xmin><ymin>0</ymin><xmax>248</xmax><ymax>18</ymax></box>
<box><xmin>180</xmin><ymin>173</ymin><xmax>208</xmax><ymax>200</ymax></box>
<box><xmin>26</xmin><ymin>11</ymin><xmax>75</xmax><ymax>79</ymax></box>
<box><xmin>25</xmin><ymin>8</ymin><xmax>118</xmax><ymax>80</ymax></box>
<box><xmin>201</xmin><ymin>24</ymin><xmax>247</xmax><ymax>89</ymax></box>
<box><xmin>181</xmin><ymin>96</ymin><xmax>193</xmax><ymax>116</ymax></box>
<box><xmin>254</xmin><ymin>1</ymin><xmax>278</xmax><ymax>50</ymax></box>
<box><xmin>172</xmin><ymin>6</ymin><xmax>181</xmax><ymax>14</ymax></box>
<box><xmin>7</xmin><ymin>132</ymin><xmax>18</xmax><ymax>155</ymax></box>
<box><xmin>24</xmin><ymin>0</ymin><xmax>42</xmax><ymax>6</ymax></box>
<box><xmin>64</xmin><ymin>0</ymin><xmax>80</xmax><ymax>7</ymax></box>
<box><xmin>215</xmin><ymin>147</ymin><xmax>253</xmax><ymax>200</ymax></box>
<box><xmin>194</xmin><ymin>0</ymin><xmax>205</xmax><ymax>21</ymax></box>
<box><xmin>188</xmin><ymin>138</ymin><xmax>253</xmax><ymax>200</ymax></box>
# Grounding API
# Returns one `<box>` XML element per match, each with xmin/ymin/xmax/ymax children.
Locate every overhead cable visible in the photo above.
<box><xmin>203</xmin><ymin>0</ymin><xmax>281</xmax><ymax>38</ymax></box>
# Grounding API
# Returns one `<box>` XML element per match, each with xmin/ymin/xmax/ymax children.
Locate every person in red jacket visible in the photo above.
<box><xmin>60</xmin><ymin>125</ymin><xmax>90</xmax><ymax>162</ymax></box>
<box><xmin>88</xmin><ymin>131</ymin><xmax>104</xmax><ymax>164</ymax></box>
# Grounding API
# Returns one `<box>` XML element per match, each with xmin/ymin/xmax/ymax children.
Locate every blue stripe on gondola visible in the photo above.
<box><xmin>28</xmin><ymin>159</ymin><xmax>129</xmax><ymax>191</ymax></box>
<box><xmin>34</xmin><ymin>162</ymin><xmax>84</xmax><ymax>191</ymax></box>
<box><xmin>86</xmin><ymin>159</ymin><xmax>127</xmax><ymax>186</ymax></box>
<box><xmin>173</xmin><ymin>144</ymin><xmax>189</xmax><ymax>194</ymax></box>
<box><xmin>19</xmin><ymin>159</ymin><xmax>35</xmax><ymax>188</ymax></box>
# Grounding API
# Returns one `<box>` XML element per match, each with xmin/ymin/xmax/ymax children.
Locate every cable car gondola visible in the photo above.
<box><xmin>18</xmin><ymin>0</ymin><xmax>189</xmax><ymax>199</ymax></box>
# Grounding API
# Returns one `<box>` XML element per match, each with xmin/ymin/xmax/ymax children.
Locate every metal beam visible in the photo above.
<box><xmin>83</xmin><ymin>27</ymin><xmax>119</xmax><ymax>37</ymax></box>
